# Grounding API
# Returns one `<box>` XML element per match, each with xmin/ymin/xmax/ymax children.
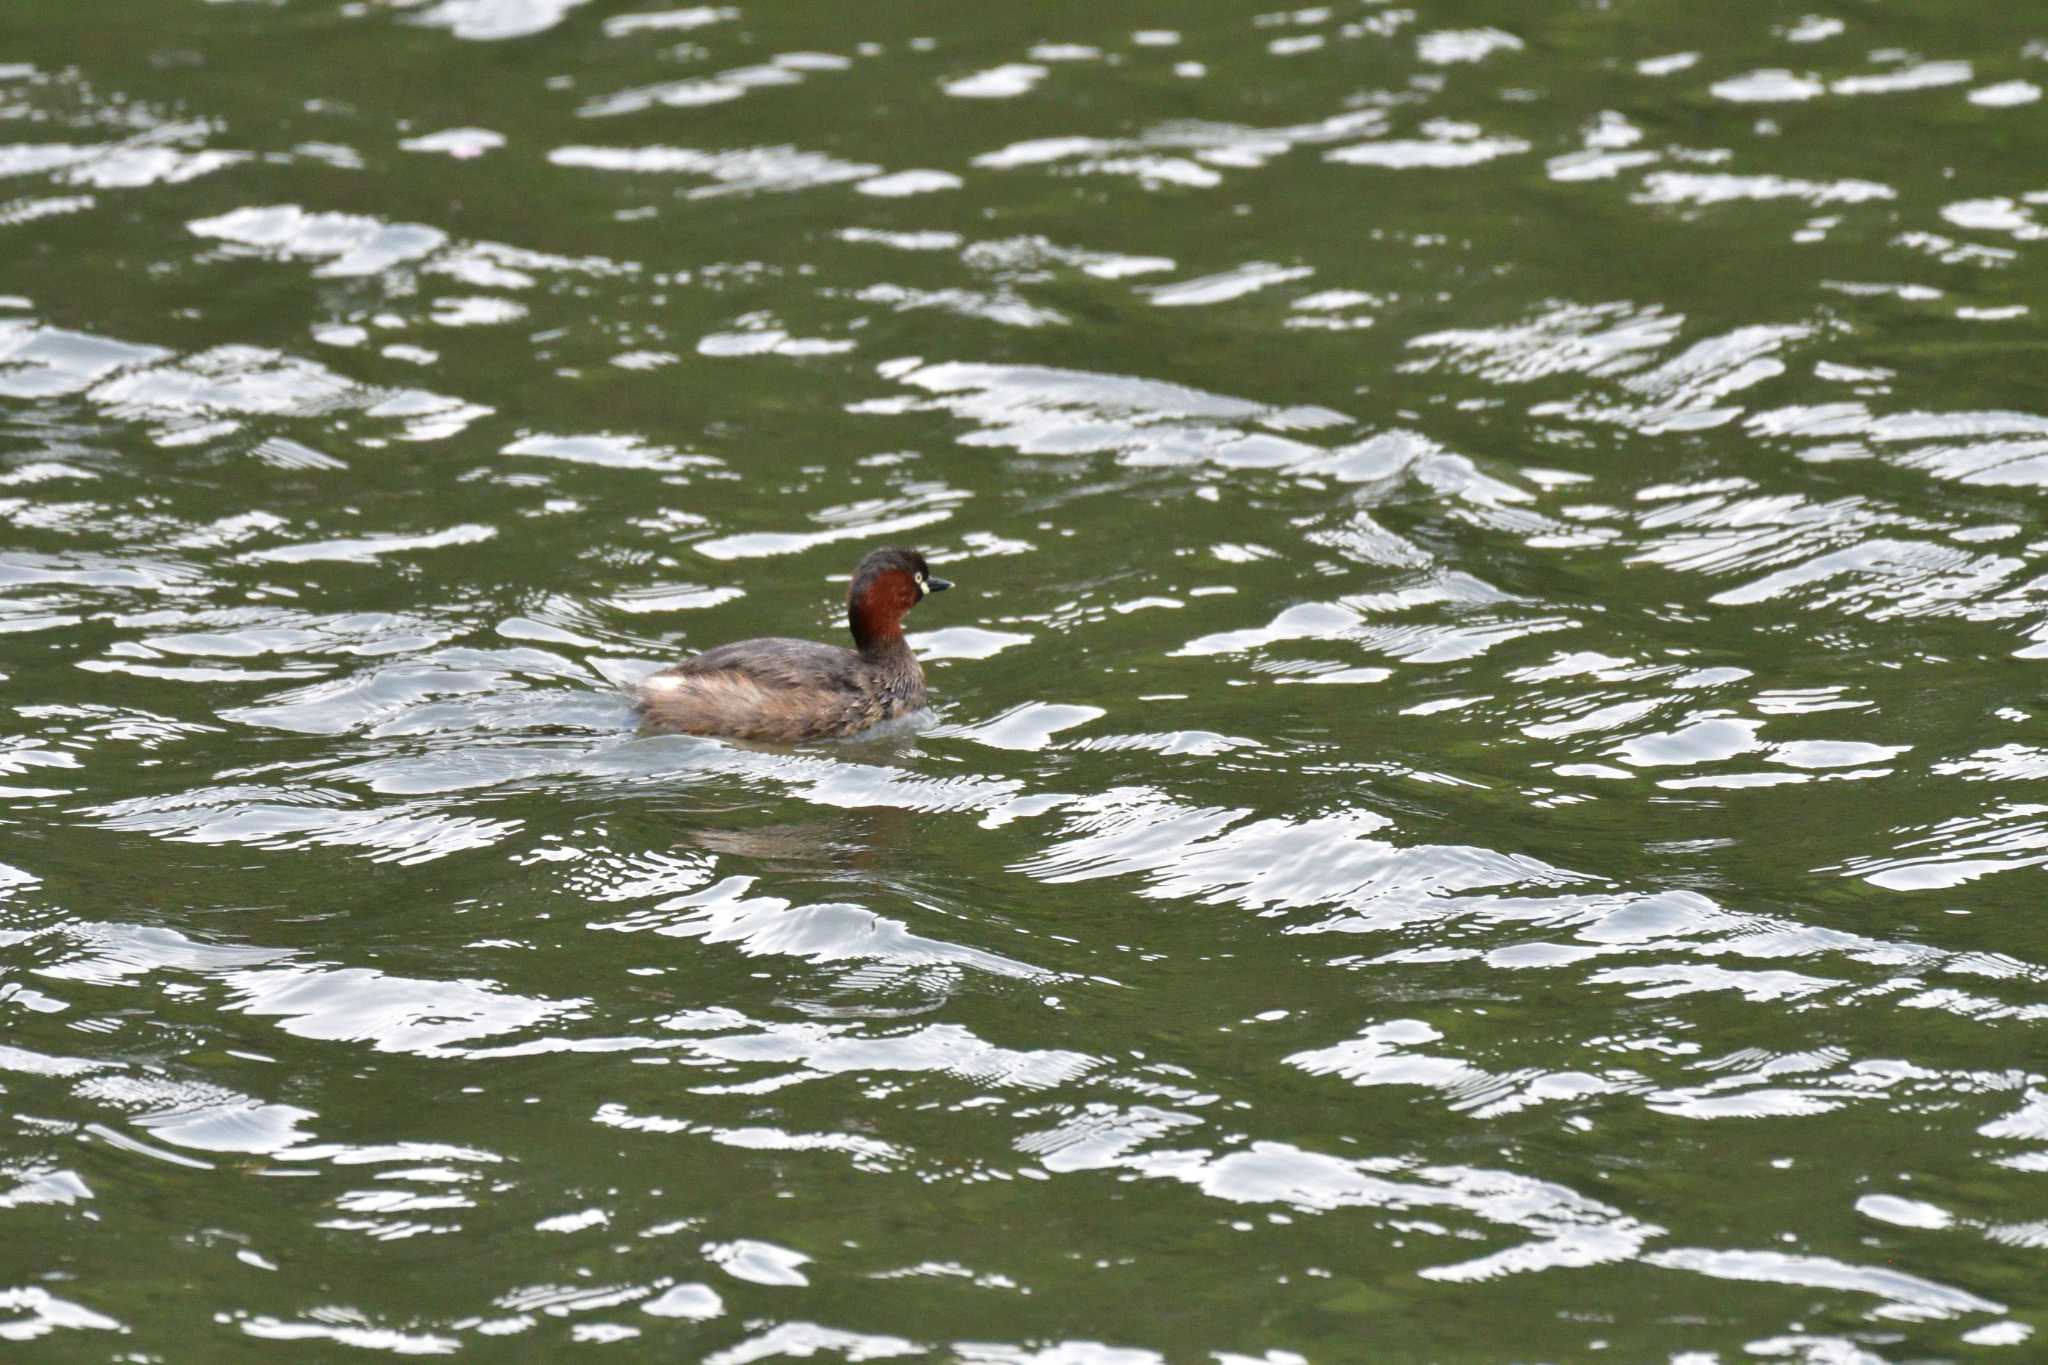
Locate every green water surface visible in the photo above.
<box><xmin>2</xmin><ymin>1</ymin><xmax>2046</xmax><ymax>1360</ymax></box>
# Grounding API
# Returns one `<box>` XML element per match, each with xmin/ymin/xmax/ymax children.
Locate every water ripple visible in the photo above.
<box><xmin>6</xmin><ymin>0</ymin><xmax>2048</xmax><ymax>1356</ymax></box>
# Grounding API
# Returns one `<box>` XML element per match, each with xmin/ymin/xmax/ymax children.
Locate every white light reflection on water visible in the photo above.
<box><xmin>7</xmin><ymin>0</ymin><xmax>2048</xmax><ymax>1356</ymax></box>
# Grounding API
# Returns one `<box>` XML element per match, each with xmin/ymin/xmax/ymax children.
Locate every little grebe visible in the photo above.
<box><xmin>635</xmin><ymin>546</ymin><xmax>952</xmax><ymax>743</ymax></box>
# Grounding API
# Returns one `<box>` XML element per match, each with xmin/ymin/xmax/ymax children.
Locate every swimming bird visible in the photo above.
<box><xmin>635</xmin><ymin>546</ymin><xmax>952</xmax><ymax>742</ymax></box>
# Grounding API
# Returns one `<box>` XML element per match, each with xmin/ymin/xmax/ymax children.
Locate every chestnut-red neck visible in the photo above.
<box><xmin>848</xmin><ymin>571</ymin><xmax>915</xmax><ymax>655</ymax></box>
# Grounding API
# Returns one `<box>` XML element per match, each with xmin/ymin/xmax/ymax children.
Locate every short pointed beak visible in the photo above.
<box><xmin>926</xmin><ymin>577</ymin><xmax>954</xmax><ymax>593</ymax></box>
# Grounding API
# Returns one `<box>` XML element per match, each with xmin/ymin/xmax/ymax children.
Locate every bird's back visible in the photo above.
<box><xmin>636</xmin><ymin>636</ymin><xmax>922</xmax><ymax>742</ymax></box>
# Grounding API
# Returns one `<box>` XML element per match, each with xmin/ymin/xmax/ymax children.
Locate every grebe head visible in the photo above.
<box><xmin>848</xmin><ymin>546</ymin><xmax>951</xmax><ymax>651</ymax></box>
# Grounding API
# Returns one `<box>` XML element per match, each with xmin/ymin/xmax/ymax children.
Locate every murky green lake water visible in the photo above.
<box><xmin>3</xmin><ymin>1</ymin><xmax>2046</xmax><ymax>1359</ymax></box>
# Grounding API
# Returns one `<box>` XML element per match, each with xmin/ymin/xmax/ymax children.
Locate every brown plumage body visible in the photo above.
<box><xmin>635</xmin><ymin>547</ymin><xmax>952</xmax><ymax>743</ymax></box>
